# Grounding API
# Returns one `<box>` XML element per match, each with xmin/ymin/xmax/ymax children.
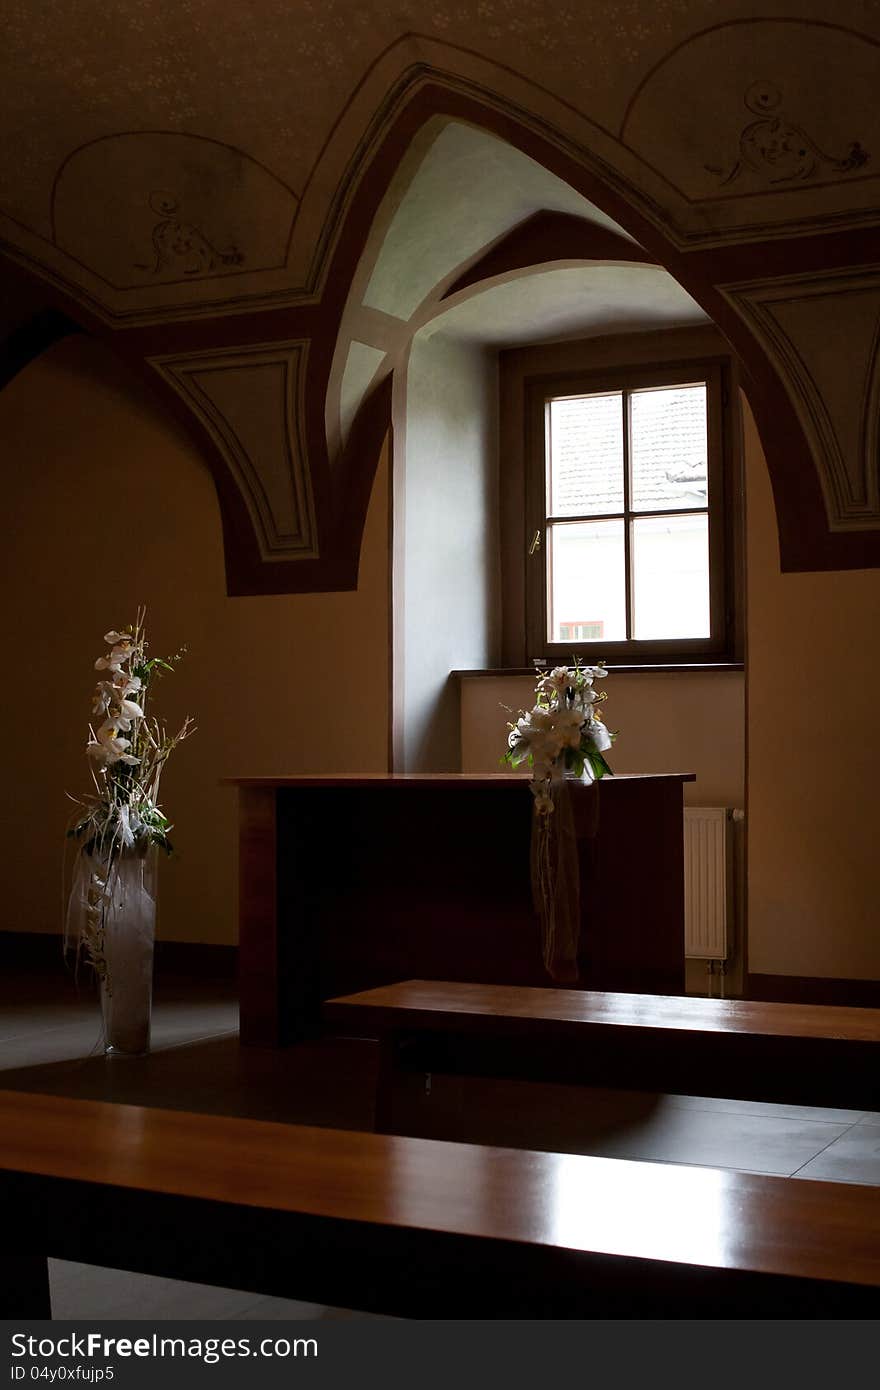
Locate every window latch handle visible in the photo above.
<box><xmin>528</xmin><ymin>529</ymin><xmax>542</xmax><ymax>556</ymax></box>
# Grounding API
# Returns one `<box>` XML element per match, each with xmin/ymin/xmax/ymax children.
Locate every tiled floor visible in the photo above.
<box><xmin>48</xmin><ymin>1261</ymin><xmax>380</xmax><ymax>1322</ymax></box>
<box><xmin>2</xmin><ymin>966</ymin><xmax>878</xmax><ymax>1319</ymax></box>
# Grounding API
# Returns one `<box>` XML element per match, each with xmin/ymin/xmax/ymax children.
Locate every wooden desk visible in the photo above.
<box><xmin>227</xmin><ymin>773</ymin><xmax>695</xmax><ymax>1045</ymax></box>
<box><xmin>2</xmin><ymin>1091</ymin><xmax>879</xmax><ymax>1319</ymax></box>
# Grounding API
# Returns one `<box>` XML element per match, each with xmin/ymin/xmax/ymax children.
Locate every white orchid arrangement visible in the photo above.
<box><xmin>502</xmin><ymin>661</ymin><xmax>615</xmax><ymax>815</ymax></box>
<box><xmin>66</xmin><ymin>614</ymin><xmax>194</xmax><ymax>983</ymax></box>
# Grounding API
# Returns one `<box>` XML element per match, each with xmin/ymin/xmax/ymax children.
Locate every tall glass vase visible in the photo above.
<box><xmin>99</xmin><ymin>847</ymin><xmax>158</xmax><ymax>1056</ymax></box>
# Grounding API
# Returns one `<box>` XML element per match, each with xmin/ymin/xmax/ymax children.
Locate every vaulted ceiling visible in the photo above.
<box><xmin>2</xmin><ymin>3</ymin><xmax>878</xmax><ymax>589</ymax></box>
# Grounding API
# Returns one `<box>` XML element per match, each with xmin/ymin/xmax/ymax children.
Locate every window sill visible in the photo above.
<box><xmin>452</xmin><ymin>663</ymin><xmax>744</xmax><ymax>677</ymax></box>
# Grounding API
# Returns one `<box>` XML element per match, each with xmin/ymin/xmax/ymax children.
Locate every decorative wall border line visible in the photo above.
<box><xmin>149</xmin><ymin>340</ymin><xmax>319</xmax><ymax>563</ymax></box>
<box><xmin>720</xmin><ymin>267</ymin><xmax>880</xmax><ymax>530</ymax></box>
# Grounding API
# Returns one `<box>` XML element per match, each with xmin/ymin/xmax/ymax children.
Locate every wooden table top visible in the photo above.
<box><xmin>222</xmin><ymin>772</ymin><xmax>696</xmax><ymax>787</ymax></box>
<box><xmin>1</xmin><ymin>1090</ymin><xmax>879</xmax><ymax>1289</ymax></box>
<box><xmin>324</xmin><ymin>980</ymin><xmax>880</xmax><ymax>1044</ymax></box>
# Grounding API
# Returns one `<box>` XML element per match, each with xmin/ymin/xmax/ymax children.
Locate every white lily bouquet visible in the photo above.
<box><xmin>503</xmin><ymin>662</ymin><xmax>615</xmax><ymax>810</ymax></box>
<box><xmin>65</xmin><ymin>614</ymin><xmax>194</xmax><ymax>1053</ymax></box>
<box><xmin>502</xmin><ymin>661</ymin><xmax>616</xmax><ymax>982</ymax></box>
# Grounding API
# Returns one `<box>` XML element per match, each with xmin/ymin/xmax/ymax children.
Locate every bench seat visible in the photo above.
<box><xmin>323</xmin><ymin>980</ymin><xmax>880</xmax><ymax>1112</ymax></box>
<box><xmin>1</xmin><ymin>1089</ymin><xmax>879</xmax><ymax>1318</ymax></box>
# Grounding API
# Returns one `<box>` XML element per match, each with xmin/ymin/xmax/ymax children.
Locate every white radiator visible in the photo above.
<box><xmin>683</xmin><ymin>807</ymin><xmax>735</xmax><ymax>960</ymax></box>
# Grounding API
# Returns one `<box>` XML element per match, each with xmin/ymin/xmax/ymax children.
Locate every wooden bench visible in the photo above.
<box><xmin>322</xmin><ymin>980</ymin><xmax>880</xmax><ymax>1123</ymax></box>
<box><xmin>1</xmin><ymin>1090</ymin><xmax>879</xmax><ymax>1318</ymax></box>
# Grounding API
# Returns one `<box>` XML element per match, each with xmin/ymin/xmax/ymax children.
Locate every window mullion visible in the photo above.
<box><xmin>622</xmin><ymin>389</ymin><xmax>633</xmax><ymax>640</ymax></box>
<box><xmin>545</xmin><ymin>510</ymin><xmax>627</xmax><ymax>526</ymax></box>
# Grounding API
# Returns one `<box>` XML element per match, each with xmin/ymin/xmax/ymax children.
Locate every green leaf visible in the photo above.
<box><xmin>585</xmin><ymin>750</ymin><xmax>614</xmax><ymax>779</ymax></box>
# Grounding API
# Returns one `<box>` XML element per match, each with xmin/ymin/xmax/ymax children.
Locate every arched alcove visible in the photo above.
<box><xmin>326</xmin><ymin>101</ymin><xmax>880</xmax><ymax>999</ymax></box>
<box><xmin>327</xmin><ymin>117</ymin><xmax>732</xmax><ymax>778</ymax></box>
<box><xmin>319</xmin><ymin>76</ymin><xmax>851</xmax><ymax>593</ymax></box>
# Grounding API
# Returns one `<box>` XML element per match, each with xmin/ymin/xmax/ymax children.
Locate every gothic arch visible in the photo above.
<box><xmin>2</xmin><ymin>53</ymin><xmax>876</xmax><ymax>588</ymax></box>
<box><xmin>316</xmin><ymin>67</ymin><xmax>845</xmax><ymax>581</ymax></box>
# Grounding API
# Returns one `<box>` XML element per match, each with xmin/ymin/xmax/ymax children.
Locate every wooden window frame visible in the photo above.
<box><xmin>520</xmin><ymin>355</ymin><xmax>742</xmax><ymax>668</ymax></box>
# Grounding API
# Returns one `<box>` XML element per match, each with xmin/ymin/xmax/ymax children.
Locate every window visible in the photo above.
<box><xmin>523</xmin><ymin>359</ymin><xmax>740</xmax><ymax>666</ymax></box>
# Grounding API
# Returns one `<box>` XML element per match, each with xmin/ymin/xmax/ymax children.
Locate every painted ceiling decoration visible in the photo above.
<box><xmin>53</xmin><ymin>134</ymin><xmax>297</xmax><ymax>301</ymax></box>
<box><xmin>0</xmin><ymin>4</ymin><xmax>878</xmax><ymax>592</ymax></box>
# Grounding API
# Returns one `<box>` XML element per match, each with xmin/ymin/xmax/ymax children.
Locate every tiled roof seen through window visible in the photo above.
<box><xmin>549</xmin><ymin>384</ymin><xmax>708</xmax><ymax>516</ymax></box>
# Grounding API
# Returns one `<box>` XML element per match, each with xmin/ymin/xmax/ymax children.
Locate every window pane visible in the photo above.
<box><xmin>548</xmin><ymin>393</ymin><xmax>623</xmax><ymax>517</ymax></box>
<box><xmin>548</xmin><ymin>519</ymin><xmax>626</xmax><ymax>644</ymax></box>
<box><xmin>630</xmin><ymin>384</ymin><xmax>708</xmax><ymax>513</ymax></box>
<box><xmin>632</xmin><ymin>514</ymin><xmax>710</xmax><ymax>639</ymax></box>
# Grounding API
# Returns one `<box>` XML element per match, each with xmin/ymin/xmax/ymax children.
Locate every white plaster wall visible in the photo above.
<box><xmin>400</xmin><ymin>334</ymin><xmax>500</xmax><ymax>770</ymax></box>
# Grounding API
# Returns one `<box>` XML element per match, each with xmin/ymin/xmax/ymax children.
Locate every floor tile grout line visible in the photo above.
<box><xmin>602</xmin><ymin>1150</ymin><xmax>824</xmax><ymax>1177</ymax></box>
<box><xmin>663</xmin><ymin>1108</ymin><xmax>858</xmax><ymax>1133</ymax></box>
<box><xmin>579</xmin><ymin>1144</ymin><xmax>828</xmax><ymax>1178</ymax></box>
<box><xmin>662</xmin><ymin>1096</ymin><xmax>867</xmax><ymax>1124</ymax></box>
<box><xmin>1</xmin><ymin>1007</ymin><xmax>237</xmax><ymax>1043</ymax></box>
<box><xmin>0</xmin><ymin>1019</ymin><xmax>101</xmax><ymax>1046</ymax></box>
<box><xmin>0</xmin><ymin>1023</ymin><xmax>238</xmax><ymax>1072</ymax></box>
<box><xmin>149</xmin><ymin>1027</ymin><xmax>239</xmax><ymax>1054</ymax></box>
<box><xmin>787</xmin><ymin>1119</ymin><xmax>864</xmax><ymax>1177</ymax></box>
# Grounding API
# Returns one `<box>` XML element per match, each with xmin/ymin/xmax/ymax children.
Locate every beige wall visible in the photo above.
<box><xmin>0</xmin><ymin>337</ymin><xmax>389</xmax><ymax>945</ymax></box>
<box><xmin>460</xmin><ymin>673</ymin><xmax>744</xmax><ymax>810</ymax></box>
<box><xmin>745</xmin><ymin>401</ymin><xmax>880</xmax><ymax>981</ymax></box>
